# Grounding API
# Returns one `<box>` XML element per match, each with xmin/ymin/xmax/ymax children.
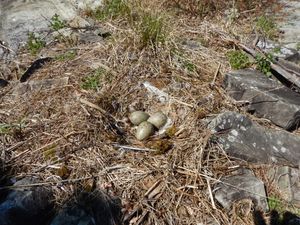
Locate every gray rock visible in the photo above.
<box><xmin>208</xmin><ymin>111</ymin><xmax>300</xmax><ymax>167</ymax></box>
<box><xmin>12</xmin><ymin>77</ymin><xmax>69</xmax><ymax>96</ymax></box>
<box><xmin>223</xmin><ymin>69</ymin><xmax>300</xmax><ymax>130</ymax></box>
<box><xmin>278</xmin><ymin>0</ymin><xmax>300</xmax><ymax>50</ymax></box>
<box><xmin>0</xmin><ymin>0</ymin><xmax>94</xmax><ymax>59</ymax></box>
<box><xmin>214</xmin><ymin>171</ymin><xmax>268</xmax><ymax>211</ymax></box>
<box><xmin>0</xmin><ymin>177</ymin><xmax>54</xmax><ymax>225</ymax></box>
<box><xmin>256</xmin><ymin>38</ymin><xmax>300</xmax><ymax>62</ymax></box>
<box><xmin>268</xmin><ymin>166</ymin><xmax>293</xmax><ymax>202</ymax></box>
<box><xmin>50</xmin><ymin>190</ymin><xmax>122</xmax><ymax>225</ymax></box>
<box><xmin>268</xmin><ymin>166</ymin><xmax>300</xmax><ymax>207</ymax></box>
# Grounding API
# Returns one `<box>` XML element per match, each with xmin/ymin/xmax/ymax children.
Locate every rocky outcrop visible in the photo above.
<box><xmin>208</xmin><ymin>111</ymin><xmax>300</xmax><ymax>167</ymax></box>
<box><xmin>214</xmin><ymin>170</ymin><xmax>268</xmax><ymax>211</ymax></box>
<box><xmin>223</xmin><ymin>69</ymin><xmax>300</xmax><ymax>131</ymax></box>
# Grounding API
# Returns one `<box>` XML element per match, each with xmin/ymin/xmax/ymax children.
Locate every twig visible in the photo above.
<box><xmin>144</xmin><ymin>179</ymin><xmax>162</xmax><ymax>198</ymax></box>
<box><xmin>170</xmin><ymin>98</ymin><xmax>194</xmax><ymax>108</ymax></box>
<box><xmin>211</xmin><ymin>63</ymin><xmax>221</xmax><ymax>86</ymax></box>
<box><xmin>206</xmin><ymin>177</ymin><xmax>217</xmax><ymax>210</ymax></box>
<box><xmin>0</xmin><ymin>42</ymin><xmax>15</xmax><ymax>53</ymax></box>
<box><xmin>113</xmin><ymin>144</ymin><xmax>156</xmax><ymax>152</ymax></box>
<box><xmin>5</xmin><ymin>140</ymin><xmax>28</xmax><ymax>152</ymax></box>
<box><xmin>79</xmin><ymin>98</ymin><xmax>119</xmax><ymax>122</ymax></box>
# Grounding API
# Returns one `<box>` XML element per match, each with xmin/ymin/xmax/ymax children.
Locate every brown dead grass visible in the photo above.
<box><xmin>0</xmin><ymin>0</ymin><xmax>295</xmax><ymax>224</ymax></box>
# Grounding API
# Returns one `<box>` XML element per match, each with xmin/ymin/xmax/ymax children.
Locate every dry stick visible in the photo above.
<box><xmin>5</xmin><ymin>140</ymin><xmax>29</xmax><ymax>152</ymax></box>
<box><xmin>79</xmin><ymin>98</ymin><xmax>119</xmax><ymax>122</ymax></box>
<box><xmin>211</xmin><ymin>63</ymin><xmax>221</xmax><ymax>86</ymax></box>
<box><xmin>113</xmin><ymin>144</ymin><xmax>155</xmax><ymax>152</ymax></box>
<box><xmin>206</xmin><ymin>178</ymin><xmax>217</xmax><ymax>210</ymax></box>
<box><xmin>144</xmin><ymin>179</ymin><xmax>163</xmax><ymax>198</ymax></box>
<box><xmin>170</xmin><ymin>98</ymin><xmax>194</xmax><ymax>108</ymax></box>
<box><xmin>0</xmin><ymin>42</ymin><xmax>15</xmax><ymax>53</ymax></box>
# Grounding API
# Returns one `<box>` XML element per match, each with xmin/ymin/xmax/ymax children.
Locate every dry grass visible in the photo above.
<box><xmin>0</xmin><ymin>0</ymin><xmax>294</xmax><ymax>224</ymax></box>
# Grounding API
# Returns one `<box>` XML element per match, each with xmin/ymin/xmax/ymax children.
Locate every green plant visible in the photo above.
<box><xmin>227</xmin><ymin>50</ymin><xmax>250</xmax><ymax>69</ymax></box>
<box><xmin>54</xmin><ymin>50</ymin><xmax>76</xmax><ymax>61</ymax></box>
<box><xmin>81</xmin><ymin>68</ymin><xmax>111</xmax><ymax>91</ymax></box>
<box><xmin>50</xmin><ymin>14</ymin><xmax>66</xmax><ymax>31</ymax></box>
<box><xmin>296</xmin><ymin>43</ymin><xmax>300</xmax><ymax>51</ymax></box>
<box><xmin>256</xmin><ymin>53</ymin><xmax>273</xmax><ymax>76</ymax></box>
<box><xmin>256</xmin><ymin>15</ymin><xmax>277</xmax><ymax>39</ymax></box>
<box><xmin>0</xmin><ymin>120</ymin><xmax>27</xmax><ymax>135</ymax></box>
<box><xmin>92</xmin><ymin>0</ymin><xmax>131</xmax><ymax>20</ymax></box>
<box><xmin>138</xmin><ymin>12</ymin><xmax>167</xmax><ymax>47</ymax></box>
<box><xmin>27</xmin><ymin>32</ymin><xmax>46</xmax><ymax>55</ymax></box>
<box><xmin>183</xmin><ymin>60</ymin><xmax>196</xmax><ymax>72</ymax></box>
<box><xmin>0</xmin><ymin>123</ymin><xmax>11</xmax><ymax>134</ymax></box>
<box><xmin>268</xmin><ymin>196</ymin><xmax>287</xmax><ymax>215</ymax></box>
<box><xmin>272</xmin><ymin>46</ymin><xmax>281</xmax><ymax>54</ymax></box>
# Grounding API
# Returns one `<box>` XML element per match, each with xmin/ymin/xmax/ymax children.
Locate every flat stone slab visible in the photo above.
<box><xmin>208</xmin><ymin>111</ymin><xmax>300</xmax><ymax>167</ymax></box>
<box><xmin>214</xmin><ymin>171</ymin><xmax>268</xmax><ymax>211</ymax></box>
<box><xmin>224</xmin><ymin>69</ymin><xmax>300</xmax><ymax>131</ymax></box>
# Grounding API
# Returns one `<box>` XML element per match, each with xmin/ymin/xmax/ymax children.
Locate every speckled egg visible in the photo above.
<box><xmin>147</xmin><ymin>111</ymin><xmax>167</xmax><ymax>129</ymax></box>
<box><xmin>129</xmin><ymin>111</ymin><xmax>150</xmax><ymax>126</ymax></box>
<box><xmin>136</xmin><ymin>121</ymin><xmax>155</xmax><ymax>141</ymax></box>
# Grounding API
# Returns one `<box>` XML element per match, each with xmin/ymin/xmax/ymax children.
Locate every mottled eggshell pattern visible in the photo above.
<box><xmin>136</xmin><ymin>121</ymin><xmax>155</xmax><ymax>140</ymax></box>
<box><xmin>129</xmin><ymin>111</ymin><xmax>150</xmax><ymax>125</ymax></box>
<box><xmin>147</xmin><ymin>111</ymin><xmax>167</xmax><ymax>129</ymax></box>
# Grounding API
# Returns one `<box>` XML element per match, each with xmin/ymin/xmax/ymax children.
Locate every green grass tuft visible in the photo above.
<box><xmin>92</xmin><ymin>0</ymin><xmax>131</xmax><ymax>21</ymax></box>
<box><xmin>54</xmin><ymin>50</ymin><xmax>76</xmax><ymax>61</ymax></box>
<box><xmin>27</xmin><ymin>32</ymin><xmax>46</xmax><ymax>55</ymax></box>
<box><xmin>138</xmin><ymin>12</ymin><xmax>167</xmax><ymax>47</ymax></box>
<box><xmin>256</xmin><ymin>53</ymin><xmax>273</xmax><ymax>76</ymax></box>
<box><xmin>227</xmin><ymin>50</ymin><xmax>251</xmax><ymax>70</ymax></box>
<box><xmin>81</xmin><ymin>68</ymin><xmax>112</xmax><ymax>91</ymax></box>
<box><xmin>256</xmin><ymin>15</ymin><xmax>277</xmax><ymax>39</ymax></box>
<box><xmin>50</xmin><ymin>14</ymin><xmax>66</xmax><ymax>31</ymax></box>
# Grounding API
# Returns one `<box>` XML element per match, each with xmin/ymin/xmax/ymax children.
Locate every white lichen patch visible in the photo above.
<box><xmin>240</xmin><ymin>126</ymin><xmax>247</xmax><ymax>131</ymax></box>
<box><xmin>281</xmin><ymin>147</ymin><xmax>287</xmax><ymax>153</ymax></box>
<box><xmin>228</xmin><ymin>135</ymin><xmax>236</xmax><ymax>142</ymax></box>
<box><xmin>271</xmin><ymin>156</ymin><xmax>278</xmax><ymax>163</ymax></box>
<box><xmin>230</xmin><ymin>129</ymin><xmax>238</xmax><ymax>136</ymax></box>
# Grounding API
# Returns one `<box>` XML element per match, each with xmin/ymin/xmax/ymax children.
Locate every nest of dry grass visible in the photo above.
<box><xmin>0</xmin><ymin>0</ymin><xmax>289</xmax><ymax>224</ymax></box>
